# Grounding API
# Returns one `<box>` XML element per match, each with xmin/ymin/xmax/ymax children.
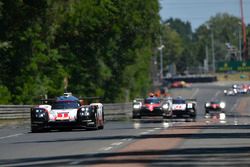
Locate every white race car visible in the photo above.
<box><xmin>31</xmin><ymin>93</ymin><xmax>104</xmax><ymax>132</ymax></box>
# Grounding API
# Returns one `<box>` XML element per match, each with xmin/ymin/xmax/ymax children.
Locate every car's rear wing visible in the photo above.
<box><xmin>79</xmin><ymin>96</ymin><xmax>103</xmax><ymax>105</ymax></box>
<box><xmin>186</xmin><ymin>99</ymin><xmax>197</xmax><ymax>103</ymax></box>
<box><xmin>133</xmin><ymin>98</ymin><xmax>144</xmax><ymax>105</ymax></box>
<box><xmin>40</xmin><ymin>98</ymin><xmax>57</xmax><ymax>104</ymax></box>
<box><xmin>38</xmin><ymin>96</ymin><xmax>103</xmax><ymax>105</ymax></box>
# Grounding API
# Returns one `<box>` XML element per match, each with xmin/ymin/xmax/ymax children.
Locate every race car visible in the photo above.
<box><xmin>30</xmin><ymin>93</ymin><xmax>104</xmax><ymax>132</ymax></box>
<box><xmin>170</xmin><ymin>81</ymin><xmax>191</xmax><ymax>88</ymax></box>
<box><xmin>237</xmin><ymin>84</ymin><xmax>249</xmax><ymax>94</ymax></box>
<box><xmin>232</xmin><ymin>83</ymin><xmax>250</xmax><ymax>94</ymax></box>
<box><xmin>132</xmin><ymin>94</ymin><xmax>172</xmax><ymax>119</ymax></box>
<box><xmin>205</xmin><ymin>101</ymin><xmax>226</xmax><ymax>115</ymax></box>
<box><xmin>223</xmin><ymin>88</ymin><xmax>236</xmax><ymax>96</ymax></box>
<box><xmin>169</xmin><ymin>97</ymin><xmax>197</xmax><ymax>118</ymax></box>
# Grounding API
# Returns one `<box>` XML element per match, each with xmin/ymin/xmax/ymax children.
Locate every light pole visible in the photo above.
<box><xmin>211</xmin><ymin>31</ymin><xmax>215</xmax><ymax>73</ymax></box>
<box><xmin>206</xmin><ymin>24</ymin><xmax>215</xmax><ymax>73</ymax></box>
<box><xmin>238</xmin><ymin>22</ymin><xmax>242</xmax><ymax>61</ymax></box>
<box><xmin>158</xmin><ymin>41</ymin><xmax>165</xmax><ymax>79</ymax></box>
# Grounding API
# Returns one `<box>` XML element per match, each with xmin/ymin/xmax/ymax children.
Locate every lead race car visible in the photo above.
<box><xmin>132</xmin><ymin>94</ymin><xmax>172</xmax><ymax>119</ymax></box>
<box><xmin>30</xmin><ymin>93</ymin><xmax>104</xmax><ymax>132</ymax></box>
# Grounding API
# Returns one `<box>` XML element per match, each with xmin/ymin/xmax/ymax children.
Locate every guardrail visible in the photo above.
<box><xmin>0</xmin><ymin>103</ymin><xmax>132</xmax><ymax>120</ymax></box>
<box><xmin>163</xmin><ymin>75</ymin><xmax>217</xmax><ymax>83</ymax></box>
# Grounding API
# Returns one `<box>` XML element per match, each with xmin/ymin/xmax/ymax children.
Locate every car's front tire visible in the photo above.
<box><xmin>132</xmin><ymin>114</ymin><xmax>141</xmax><ymax>119</ymax></box>
<box><xmin>31</xmin><ymin>126</ymin><xmax>39</xmax><ymax>133</ymax></box>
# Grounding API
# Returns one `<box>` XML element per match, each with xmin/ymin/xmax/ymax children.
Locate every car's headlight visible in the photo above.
<box><xmin>84</xmin><ymin>111</ymin><xmax>90</xmax><ymax>116</ymax></box>
<box><xmin>133</xmin><ymin>104</ymin><xmax>141</xmax><ymax>109</ymax></box>
<box><xmin>162</xmin><ymin>104</ymin><xmax>169</xmax><ymax>110</ymax></box>
<box><xmin>33</xmin><ymin>109</ymin><xmax>46</xmax><ymax>118</ymax></box>
<box><xmin>80</xmin><ymin>111</ymin><xmax>90</xmax><ymax>116</ymax></box>
<box><xmin>38</xmin><ymin>113</ymin><xmax>45</xmax><ymax>118</ymax></box>
<box><xmin>81</xmin><ymin>108</ymin><xmax>89</xmax><ymax>111</ymax></box>
<box><xmin>220</xmin><ymin>102</ymin><xmax>226</xmax><ymax>109</ymax></box>
<box><xmin>205</xmin><ymin>103</ymin><xmax>210</xmax><ymax>107</ymax></box>
<box><xmin>224</xmin><ymin>90</ymin><xmax>227</xmax><ymax>93</ymax></box>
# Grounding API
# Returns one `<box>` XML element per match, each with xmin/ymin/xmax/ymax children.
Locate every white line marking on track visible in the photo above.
<box><xmin>154</xmin><ymin>128</ymin><xmax>161</xmax><ymax>130</ymax></box>
<box><xmin>213</xmin><ymin>91</ymin><xmax>220</xmax><ymax>100</ymax></box>
<box><xmin>0</xmin><ymin>133</ymin><xmax>23</xmax><ymax>140</ymax></box>
<box><xmin>121</xmin><ymin>138</ymin><xmax>133</xmax><ymax>141</ymax></box>
<box><xmin>140</xmin><ymin>131</ymin><xmax>150</xmax><ymax>135</ymax></box>
<box><xmin>191</xmin><ymin>88</ymin><xmax>199</xmax><ymax>98</ymax></box>
<box><xmin>210</xmin><ymin>90</ymin><xmax>221</xmax><ymax>101</ymax></box>
<box><xmin>111</xmin><ymin>142</ymin><xmax>123</xmax><ymax>146</ymax></box>
<box><xmin>102</xmin><ymin>147</ymin><xmax>113</xmax><ymax>151</ymax></box>
<box><xmin>230</xmin><ymin>99</ymin><xmax>239</xmax><ymax>112</ymax></box>
<box><xmin>148</xmin><ymin>129</ymin><xmax>155</xmax><ymax>132</ymax></box>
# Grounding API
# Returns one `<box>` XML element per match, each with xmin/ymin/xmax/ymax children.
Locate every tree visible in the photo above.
<box><xmin>194</xmin><ymin>13</ymin><xmax>241</xmax><ymax>70</ymax></box>
<box><xmin>0</xmin><ymin>0</ymin><xmax>161</xmax><ymax>104</ymax></box>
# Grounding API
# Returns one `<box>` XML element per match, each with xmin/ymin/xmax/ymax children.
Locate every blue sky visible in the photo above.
<box><xmin>159</xmin><ymin>0</ymin><xmax>250</xmax><ymax>31</ymax></box>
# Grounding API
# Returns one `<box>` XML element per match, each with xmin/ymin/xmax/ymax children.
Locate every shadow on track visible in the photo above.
<box><xmin>1</xmin><ymin>146</ymin><xmax>250</xmax><ymax>166</ymax></box>
<box><xmin>13</xmin><ymin>126</ymin><xmax>250</xmax><ymax>143</ymax></box>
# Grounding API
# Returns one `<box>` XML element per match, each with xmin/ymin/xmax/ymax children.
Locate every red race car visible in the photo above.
<box><xmin>132</xmin><ymin>94</ymin><xmax>171</xmax><ymax>119</ymax></box>
<box><xmin>205</xmin><ymin>101</ymin><xmax>226</xmax><ymax>115</ymax></box>
<box><xmin>170</xmin><ymin>81</ymin><xmax>191</xmax><ymax>88</ymax></box>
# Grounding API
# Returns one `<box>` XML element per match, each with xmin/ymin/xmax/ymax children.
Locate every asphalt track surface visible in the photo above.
<box><xmin>1</xmin><ymin>82</ymin><xmax>250</xmax><ymax>166</ymax></box>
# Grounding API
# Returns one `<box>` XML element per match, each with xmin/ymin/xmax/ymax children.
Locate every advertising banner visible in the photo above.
<box><xmin>217</xmin><ymin>61</ymin><xmax>250</xmax><ymax>72</ymax></box>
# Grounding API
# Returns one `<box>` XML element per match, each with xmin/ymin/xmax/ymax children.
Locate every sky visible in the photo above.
<box><xmin>159</xmin><ymin>0</ymin><xmax>250</xmax><ymax>31</ymax></box>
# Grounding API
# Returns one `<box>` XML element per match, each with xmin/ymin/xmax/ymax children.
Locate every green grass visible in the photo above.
<box><xmin>216</xmin><ymin>72</ymin><xmax>250</xmax><ymax>81</ymax></box>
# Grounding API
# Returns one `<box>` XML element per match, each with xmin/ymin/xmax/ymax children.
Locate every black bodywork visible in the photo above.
<box><xmin>205</xmin><ymin>101</ymin><xmax>224</xmax><ymax>114</ymax></box>
<box><xmin>77</xmin><ymin>105</ymin><xmax>104</xmax><ymax>130</ymax></box>
<box><xmin>171</xmin><ymin>99</ymin><xmax>197</xmax><ymax>118</ymax></box>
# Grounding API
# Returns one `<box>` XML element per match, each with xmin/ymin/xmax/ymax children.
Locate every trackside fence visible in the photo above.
<box><xmin>0</xmin><ymin>103</ymin><xmax>132</xmax><ymax>120</ymax></box>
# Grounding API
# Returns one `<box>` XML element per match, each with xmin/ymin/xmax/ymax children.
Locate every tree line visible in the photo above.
<box><xmin>0</xmin><ymin>0</ymin><xmax>249</xmax><ymax>104</ymax></box>
<box><xmin>0</xmin><ymin>0</ymin><xmax>160</xmax><ymax>104</ymax></box>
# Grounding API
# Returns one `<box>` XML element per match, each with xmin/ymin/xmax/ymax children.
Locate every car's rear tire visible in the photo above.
<box><xmin>99</xmin><ymin>125</ymin><xmax>104</xmax><ymax>129</ymax></box>
<box><xmin>31</xmin><ymin>127</ymin><xmax>40</xmax><ymax>133</ymax></box>
<box><xmin>98</xmin><ymin>114</ymin><xmax>104</xmax><ymax>129</ymax></box>
<box><xmin>31</xmin><ymin>126</ymin><xmax>46</xmax><ymax>133</ymax></box>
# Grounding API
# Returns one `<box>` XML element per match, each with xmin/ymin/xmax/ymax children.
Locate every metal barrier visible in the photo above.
<box><xmin>0</xmin><ymin>103</ymin><xmax>132</xmax><ymax>120</ymax></box>
<box><xmin>163</xmin><ymin>75</ymin><xmax>217</xmax><ymax>83</ymax></box>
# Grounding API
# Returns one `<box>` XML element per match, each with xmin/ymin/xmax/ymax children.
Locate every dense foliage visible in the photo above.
<box><xmin>0</xmin><ymin>0</ymin><xmax>161</xmax><ymax>104</ymax></box>
<box><xmin>162</xmin><ymin>14</ymin><xmax>250</xmax><ymax>74</ymax></box>
<box><xmin>0</xmin><ymin>1</ymin><xmax>249</xmax><ymax>104</ymax></box>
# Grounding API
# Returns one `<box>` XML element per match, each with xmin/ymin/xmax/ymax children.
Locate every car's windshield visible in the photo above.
<box><xmin>145</xmin><ymin>98</ymin><xmax>160</xmax><ymax>104</ymax></box>
<box><xmin>52</xmin><ymin>101</ymin><xmax>80</xmax><ymax>109</ymax></box>
<box><xmin>173</xmin><ymin>99</ymin><xmax>185</xmax><ymax>104</ymax></box>
<box><xmin>211</xmin><ymin>101</ymin><xmax>220</xmax><ymax>105</ymax></box>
